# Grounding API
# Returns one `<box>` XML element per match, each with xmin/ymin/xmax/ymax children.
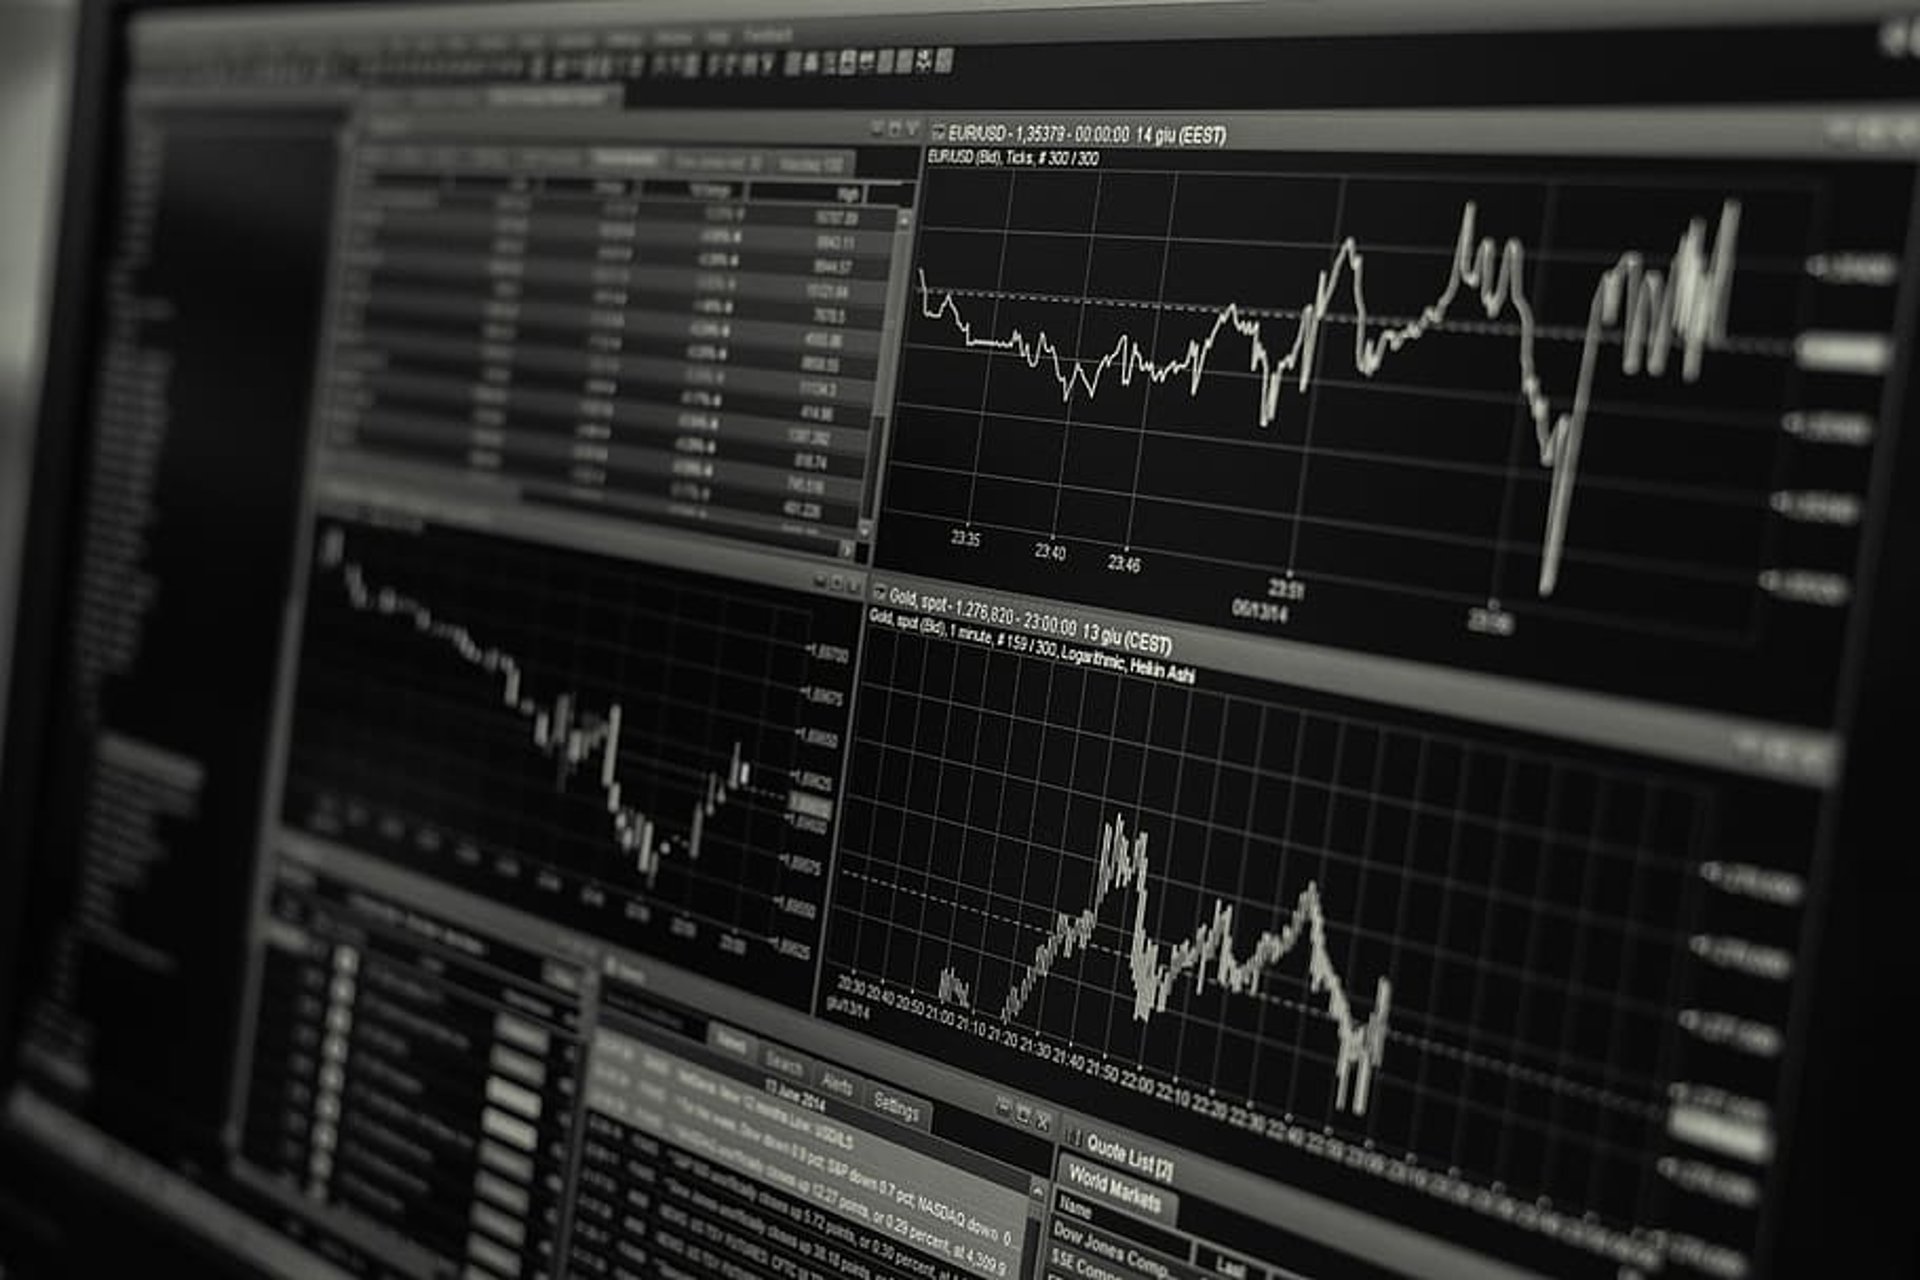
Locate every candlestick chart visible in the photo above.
<box><xmin>279</xmin><ymin>519</ymin><xmax>858</xmax><ymax>1005</ymax></box>
<box><xmin>822</xmin><ymin>614</ymin><xmax>1729</xmax><ymax>1233</ymax></box>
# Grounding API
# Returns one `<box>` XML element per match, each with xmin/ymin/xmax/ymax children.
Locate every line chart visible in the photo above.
<box><xmin>282</xmin><ymin>518</ymin><xmax>860</xmax><ymax>1006</ymax></box>
<box><xmin>934</xmin><ymin>810</ymin><xmax>1392</xmax><ymax>1114</ymax></box>
<box><xmin>874</xmin><ymin>158</ymin><xmax>1889</xmax><ymax>721</ymax></box>
<box><xmin>317</xmin><ymin>526</ymin><xmax>758</xmax><ymax>887</ymax></box>
<box><xmin>914</xmin><ymin>196</ymin><xmax>1742</xmax><ymax>598</ymax></box>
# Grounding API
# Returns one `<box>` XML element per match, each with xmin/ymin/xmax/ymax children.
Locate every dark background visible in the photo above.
<box><xmin>0</xmin><ymin>0</ymin><xmax>73</xmax><ymax>765</ymax></box>
<box><xmin>1</xmin><ymin>3</ymin><xmax>1918</xmax><ymax>1277</ymax></box>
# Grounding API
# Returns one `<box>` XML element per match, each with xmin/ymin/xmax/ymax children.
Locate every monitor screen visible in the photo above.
<box><xmin>2</xmin><ymin>2</ymin><xmax>1916</xmax><ymax>1277</ymax></box>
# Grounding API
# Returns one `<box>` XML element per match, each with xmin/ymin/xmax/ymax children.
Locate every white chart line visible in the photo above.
<box><xmin>940</xmin><ymin>811</ymin><xmax>1392</xmax><ymax>1116</ymax></box>
<box><xmin>317</xmin><ymin>526</ymin><xmax>753</xmax><ymax>885</ymax></box>
<box><xmin>918</xmin><ymin>198</ymin><xmax>1742</xmax><ymax>597</ymax></box>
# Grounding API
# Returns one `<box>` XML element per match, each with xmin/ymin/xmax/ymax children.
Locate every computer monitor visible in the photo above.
<box><xmin>2</xmin><ymin>1</ymin><xmax>1916</xmax><ymax>1275</ymax></box>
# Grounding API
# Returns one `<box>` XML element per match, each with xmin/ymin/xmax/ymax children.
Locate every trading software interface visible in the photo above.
<box><xmin>3</xmin><ymin>3</ymin><xmax>1915</xmax><ymax>1279</ymax></box>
